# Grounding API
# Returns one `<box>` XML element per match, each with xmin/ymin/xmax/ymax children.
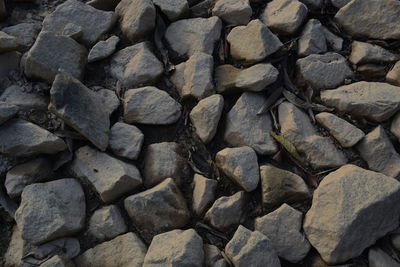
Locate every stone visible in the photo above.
<box><xmin>3</xmin><ymin>227</ymin><xmax>24</xmax><ymax>267</ymax></box>
<box><xmin>330</xmin><ymin>0</ymin><xmax>350</xmax><ymax>8</ymax></box>
<box><xmin>224</xmin><ymin>92</ymin><xmax>278</xmax><ymax>155</ymax></box>
<box><xmin>143</xmin><ymin>229</ymin><xmax>204</xmax><ymax>267</ymax></box>
<box><xmin>368</xmin><ymin>248</ymin><xmax>400</xmax><ymax>267</ymax></box>
<box><xmin>153</xmin><ymin>0</ymin><xmax>189</xmax><ymax>21</ymax></box>
<box><xmin>88</xmin><ymin>35</ymin><xmax>119</xmax><ymax>63</ymax></box>
<box><xmin>260</xmin><ymin>0</ymin><xmax>308</xmax><ymax>35</ymax></box>
<box><xmin>212</xmin><ymin>0</ymin><xmax>252</xmax><ymax>26</ymax></box>
<box><xmin>215</xmin><ymin>63</ymin><xmax>279</xmax><ymax>93</ymax></box>
<box><xmin>335</xmin><ymin>0</ymin><xmax>400</xmax><ymax>40</ymax></box>
<box><xmin>123</xmin><ymin>87</ymin><xmax>181</xmax><ymax>125</ymax></box>
<box><xmin>189</xmin><ymin>94</ymin><xmax>224</xmax><ymax>144</ymax></box>
<box><xmin>357</xmin><ymin>64</ymin><xmax>387</xmax><ymax>80</ymax></box>
<box><xmin>109</xmin><ymin>122</ymin><xmax>144</xmax><ymax>160</ymax></box>
<box><xmin>171</xmin><ymin>52</ymin><xmax>215</xmax><ymax>100</ymax></box>
<box><xmin>116</xmin><ymin>0</ymin><xmax>155</xmax><ymax>42</ymax></box>
<box><xmin>42</xmin><ymin>0</ymin><xmax>116</xmax><ymax>46</ymax></box>
<box><xmin>0</xmin><ymin>119</ymin><xmax>66</xmax><ymax>157</ymax></box>
<box><xmin>323</xmin><ymin>27</ymin><xmax>343</xmax><ymax>51</ymax></box>
<box><xmin>296</xmin><ymin>52</ymin><xmax>352</xmax><ymax>89</ymax></box>
<box><xmin>23</xmin><ymin>31</ymin><xmax>87</xmax><ymax>83</ymax></box>
<box><xmin>315</xmin><ymin>112</ymin><xmax>364</xmax><ymax>148</ymax></box>
<box><xmin>62</xmin><ymin>23</ymin><xmax>83</xmax><ymax>39</ymax></box>
<box><xmin>88</xmin><ymin>205</ymin><xmax>127</xmax><ymax>241</ymax></box>
<box><xmin>320</xmin><ymin>81</ymin><xmax>400</xmax><ymax>122</ymax></box>
<box><xmin>87</xmin><ymin>0</ymin><xmax>120</xmax><ymax>10</ymax></box>
<box><xmin>15</xmin><ymin>179</ymin><xmax>85</xmax><ymax>245</ymax></box>
<box><xmin>40</xmin><ymin>255</ymin><xmax>75</xmax><ymax>267</ymax></box>
<box><xmin>0</xmin><ymin>31</ymin><xmax>18</xmax><ymax>53</ymax></box>
<box><xmin>204</xmin><ymin>244</ymin><xmax>228</xmax><ymax>267</ymax></box>
<box><xmin>110</xmin><ymin>42</ymin><xmax>163</xmax><ymax>88</ymax></box>
<box><xmin>0</xmin><ymin>51</ymin><xmax>20</xmax><ymax>77</ymax></box>
<box><xmin>260</xmin><ymin>164</ymin><xmax>310</xmax><ymax>208</ymax></box>
<box><xmin>49</xmin><ymin>74</ymin><xmax>110</xmax><ymax>151</ymax></box>
<box><xmin>278</xmin><ymin>102</ymin><xmax>347</xmax><ymax>169</ymax></box>
<box><xmin>225</xmin><ymin>225</ymin><xmax>281</xmax><ymax>267</ymax></box>
<box><xmin>5</xmin><ymin>158</ymin><xmax>52</xmax><ymax>198</ymax></box>
<box><xmin>227</xmin><ymin>20</ymin><xmax>282</xmax><ymax>64</ymax></box>
<box><xmin>0</xmin><ymin>102</ymin><xmax>18</xmax><ymax>125</ymax></box>
<box><xmin>255</xmin><ymin>204</ymin><xmax>311</xmax><ymax>263</ymax></box>
<box><xmin>165</xmin><ymin>16</ymin><xmax>221</xmax><ymax>59</ymax></box>
<box><xmin>387</xmin><ymin>61</ymin><xmax>400</xmax><ymax>86</ymax></box>
<box><xmin>391</xmin><ymin>112</ymin><xmax>400</xmax><ymax>142</ymax></box>
<box><xmin>97</xmin><ymin>88</ymin><xmax>120</xmax><ymax>115</ymax></box>
<box><xmin>70</xmin><ymin>145</ymin><xmax>142</xmax><ymax>202</ymax></box>
<box><xmin>0</xmin><ymin>85</ymin><xmax>48</xmax><ymax>110</ymax></box>
<box><xmin>75</xmin><ymin>233</ymin><xmax>147</xmax><ymax>267</ymax></box>
<box><xmin>124</xmin><ymin>178</ymin><xmax>190</xmax><ymax>236</ymax></box>
<box><xmin>2</xmin><ymin>23</ymin><xmax>41</xmax><ymax>51</ymax></box>
<box><xmin>204</xmin><ymin>191</ymin><xmax>246</xmax><ymax>231</ymax></box>
<box><xmin>300</xmin><ymin>0</ymin><xmax>322</xmax><ymax>8</ymax></box>
<box><xmin>192</xmin><ymin>174</ymin><xmax>218</xmax><ymax>216</ymax></box>
<box><xmin>303</xmin><ymin>164</ymin><xmax>400</xmax><ymax>264</ymax></box>
<box><xmin>298</xmin><ymin>19</ymin><xmax>327</xmax><ymax>57</ymax></box>
<box><xmin>349</xmin><ymin>41</ymin><xmax>399</xmax><ymax>65</ymax></box>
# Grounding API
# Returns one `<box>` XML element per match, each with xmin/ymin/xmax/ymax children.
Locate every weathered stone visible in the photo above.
<box><xmin>87</xmin><ymin>0</ymin><xmax>120</xmax><ymax>10</ymax></box>
<box><xmin>212</xmin><ymin>0</ymin><xmax>252</xmax><ymax>26</ymax></box>
<box><xmin>330</xmin><ymin>0</ymin><xmax>350</xmax><ymax>8</ymax></box>
<box><xmin>0</xmin><ymin>102</ymin><xmax>18</xmax><ymax>125</ymax></box>
<box><xmin>298</xmin><ymin>19</ymin><xmax>327</xmax><ymax>57</ymax></box>
<box><xmin>88</xmin><ymin>35</ymin><xmax>119</xmax><ymax>63</ymax></box>
<box><xmin>143</xmin><ymin>229</ymin><xmax>204</xmax><ymax>267</ymax></box>
<box><xmin>89</xmin><ymin>205</ymin><xmax>127</xmax><ymax>241</ymax></box>
<box><xmin>109</xmin><ymin>122</ymin><xmax>144</xmax><ymax>160</ymax></box>
<box><xmin>192</xmin><ymin>174</ymin><xmax>218</xmax><ymax>216</ymax></box>
<box><xmin>0</xmin><ymin>31</ymin><xmax>18</xmax><ymax>53</ymax></box>
<box><xmin>2</xmin><ymin>23</ymin><xmax>40</xmax><ymax>51</ymax></box>
<box><xmin>70</xmin><ymin>145</ymin><xmax>142</xmax><ymax>202</ymax></box>
<box><xmin>49</xmin><ymin>74</ymin><xmax>110</xmax><ymax>151</ymax></box>
<box><xmin>190</xmin><ymin>94</ymin><xmax>224</xmax><ymax>144</ymax></box>
<box><xmin>349</xmin><ymin>41</ymin><xmax>399</xmax><ymax>65</ymax></box>
<box><xmin>204</xmin><ymin>244</ymin><xmax>228</xmax><ymax>267</ymax></box>
<box><xmin>153</xmin><ymin>0</ymin><xmax>189</xmax><ymax>21</ymax></box>
<box><xmin>303</xmin><ymin>164</ymin><xmax>400</xmax><ymax>264</ymax></box>
<box><xmin>255</xmin><ymin>204</ymin><xmax>311</xmax><ymax>263</ymax></box>
<box><xmin>224</xmin><ymin>92</ymin><xmax>278</xmax><ymax>155</ymax></box>
<box><xmin>368</xmin><ymin>248</ymin><xmax>400</xmax><ymax>267</ymax></box>
<box><xmin>40</xmin><ymin>255</ymin><xmax>75</xmax><ymax>267</ymax></box>
<box><xmin>387</xmin><ymin>61</ymin><xmax>400</xmax><ymax>86</ymax></box>
<box><xmin>0</xmin><ymin>85</ymin><xmax>48</xmax><ymax>110</ymax></box>
<box><xmin>225</xmin><ymin>225</ymin><xmax>281</xmax><ymax>267</ymax></box>
<box><xmin>62</xmin><ymin>23</ymin><xmax>83</xmax><ymax>39</ymax></box>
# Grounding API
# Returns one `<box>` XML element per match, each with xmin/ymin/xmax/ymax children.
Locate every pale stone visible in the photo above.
<box><xmin>298</xmin><ymin>19</ymin><xmax>326</xmax><ymax>57</ymax></box>
<box><xmin>387</xmin><ymin>61</ymin><xmax>400</xmax><ymax>86</ymax></box>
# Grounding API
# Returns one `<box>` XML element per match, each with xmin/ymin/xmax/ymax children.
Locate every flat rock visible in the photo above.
<box><xmin>303</xmin><ymin>164</ymin><xmax>400</xmax><ymax>264</ymax></box>
<box><xmin>320</xmin><ymin>81</ymin><xmax>400</xmax><ymax>122</ymax></box>
<box><xmin>0</xmin><ymin>85</ymin><xmax>48</xmax><ymax>110</ymax></box>
<box><xmin>227</xmin><ymin>19</ymin><xmax>282</xmax><ymax>64</ymax></box>
<box><xmin>192</xmin><ymin>174</ymin><xmax>218</xmax><ymax>216</ymax></box>
<box><xmin>204</xmin><ymin>244</ymin><xmax>228</xmax><ymax>267</ymax></box>
<box><xmin>224</xmin><ymin>92</ymin><xmax>278</xmax><ymax>155</ymax></box>
<box><xmin>387</xmin><ymin>61</ymin><xmax>400</xmax><ymax>86</ymax></box>
<box><xmin>49</xmin><ymin>74</ymin><xmax>110</xmax><ymax>151</ymax></box>
<box><xmin>153</xmin><ymin>0</ymin><xmax>189</xmax><ymax>21</ymax></box>
<box><xmin>349</xmin><ymin>41</ymin><xmax>399</xmax><ymax>65</ymax></box>
<box><xmin>0</xmin><ymin>102</ymin><xmax>18</xmax><ymax>125</ymax></box>
<box><xmin>255</xmin><ymin>204</ymin><xmax>311</xmax><ymax>263</ymax></box>
<box><xmin>190</xmin><ymin>94</ymin><xmax>224</xmax><ymax>144</ymax></box>
<box><xmin>2</xmin><ymin>23</ymin><xmax>40</xmax><ymax>51</ymax></box>
<box><xmin>298</xmin><ymin>19</ymin><xmax>327</xmax><ymax>57</ymax></box>
<box><xmin>15</xmin><ymin>179</ymin><xmax>85</xmax><ymax>245</ymax></box>
<box><xmin>212</xmin><ymin>0</ymin><xmax>252</xmax><ymax>26</ymax></box>
<box><xmin>88</xmin><ymin>205</ymin><xmax>127</xmax><ymax>241</ymax></box>
<box><xmin>368</xmin><ymin>248</ymin><xmax>400</xmax><ymax>267</ymax></box>
<box><xmin>88</xmin><ymin>35</ymin><xmax>119</xmax><ymax>63</ymax></box>
<box><xmin>109</xmin><ymin>122</ymin><xmax>144</xmax><ymax>160</ymax></box>
<box><xmin>143</xmin><ymin>229</ymin><xmax>204</xmax><ymax>267</ymax></box>
<box><xmin>0</xmin><ymin>31</ymin><xmax>18</xmax><ymax>53</ymax></box>
<box><xmin>70</xmin><ymin>145</ymin><xmax>142</xmax><ymax>202</ymax></box>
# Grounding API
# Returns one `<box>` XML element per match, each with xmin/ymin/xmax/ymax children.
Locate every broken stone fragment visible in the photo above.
<box><xmin>387</xmin><ymin>61</ymin><xmax>400</xmax><ymax>86</ymax></box>
<box><xmin>212</xmin><ymin>0</ymin><xmax>252</xmax><ymax>26</ymax></box>
<box><xmin>298</xmin><ymin>19</ymin><xmax>326</xmax><ymax>57</ymax></box>
<box><xmin>192</xmin><ymin>174</ymin><xmax>218</xmax><ymax>216</ymax></box>
<box><xmin>88</xmin><ymin>205</ymin><xmax>127</xmax><ymax>241</ymax></box>
<box><xmin>0</xmin><ymin>31</ymin><xmax>18</xmax><ymax>53</ymax></box>
<box><xmin>2</xmin><ymin>23</ymin><xmax>41</xmax><ymax>51</ymax></box>
<box><xmin>349</xmin><ymin>41</ymin><xmax>399</xmax><ymax>65</ymax></box>
<box><xmin>88</xmin><ymin>35</ymin><xmax>119</xmax><ymax>63</ymax></box>
<box><xmin>153</xmin><ymin>0</ymin><xmax>189</xmax><ymax>21</ymax></box>
<box><xmin>0</xmin><ymin>101</ymin><xmax>18</xmax><ymax>125</ymax></box>
<box><xmin>108</xmin><ymin>122</ymin><xmax>144</xmax><ymax>160</ymax></box>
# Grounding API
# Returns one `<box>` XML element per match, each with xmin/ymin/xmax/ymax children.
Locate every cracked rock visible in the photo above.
<box><xmin>212</xmin><ymin>0</ymin><xmax>252</xmax><ymax>26</ymax></box>
<box><xmin>192</xmin><ymin>174</ymin><xmax>218</xmax><ymax>216</ymax></box>
<box><xmin>2</xmin><ymin>23</ymin><xmax>40</xmax><ymax>51</ymax></box>
<box><xmin>88</xmin><ymin>35</ymin><xmax>119</xmax><ymax>63</ymax></box>
<box><xmin>0</xmin><ymin>102</ymin><xmax>18</xmax><ymax>125</ymax></box>
<box><xmin>349</xmin><ymin>41</ymin><xmax>399</xmax><ymax>65</ymax></box>
<box><xmin>88</xmin><ymin>205</ymin><xmax>127</xmax><ymax>241</ymax></box>
<box><xmin>108</xmin><ymin>122</ymin><xmax>144</xmax><ymax>160</ymax></box>
<box><xmin>153</xmin><ymin>0</ymin><xmax>189</xmax><ymax>21</ymax></box>
<box><xmin>387</xmin><ymin>61</ymin><xmax>400</xmax><ymax>86</ymax></box>
<box><xmin>298</xmin><ymin>19</ymin><xmax>326</xmax><ymax>57</ymax></box>
<box><xmin>0</xmin><ymin>31</ymin><xmax>18</xmax><ymax>53</ymax></box>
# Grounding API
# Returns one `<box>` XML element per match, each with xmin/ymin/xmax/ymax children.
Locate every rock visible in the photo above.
<box><xmin>0</xmin><ymin>31</ymin><xmax>18</xmax><ymax>53</ymax></box>
<box><xmin>320</xmin><ymin>81</ymin><xmax>400</xmax><ymax>122</ymax></box>
<box><xmin>204</xmin><ymin>191</ymin><xmax>246</xmax><ymax>231</ymax></box>
<box><xmin>165</xmin><ymin>16</ymin><xmax>222</xmax><ymax>59</ymax></box>
<box><xmin>75</xmin><ymin>233</ymin><xmax>147</xmax><ymax>267</ymax></box>
<box><xmin>49</xmin><ymin>74</ymin><xmax>110</xmax><ymax>151</ymax></box>
<box><xmin>260</xmin><ymin>0</ymin><xmax>308</xmax><ymax>35</ymax></box>
<box><xmin>323</xmin><ymin>27</ymin><xmax>343</xmax><ymax>51</ymax></box>
<box><xmin>2</xmin><ymin>23</ymin><xmax>40</xmax><ymax>51</ymax></box>
<box><xmin>189</xmin><ymin>94</ymin><xmax>224</xmax><ymax>144</ymax></box>
<box><xmin>192</xmin><ymin>174</ymin><xmax>218</xmax><ymax>216</ymax></box>
<box><xmin>215</xmin><ymin>63</ymin><xmax>279</xmax><ymax>93</ymax></box>
<box><xmin>62</xmin><ymin>23</ymin><xmax>83</xmax><ymax>39</ymax></box>
<box><xmin>278</xmin><ymin>102</ymin><xmax>347</xmax><ymax>169</ymax></box>
<box><xmin>298</xmin><ymin>19</ymin><xmax>327</xmax><ymax>57</ymax></box>
<box><xmin>0</xmin><ymin>51</ymin><xmax>20</xmax><ymax>77</ymax></box>
<box><xmin>143</xmin><ymin>229</ymin><xmax>204</xmax><ymax>267</ymax></box>
<box><xmin>123</xmin><ymin>86</ymin><xmax>181</xmax><ymax>125</ymax></box>
<box><xmin>3</xmin><ymin>227</ymin><xmax>24</xmax><ymax>267</ymax></box>
<box><xmin>40</xmin><ymin>255</ymin><xmax>75</xmax><ymax>267</ymax></box>
<box><xmin>357</xmin><ymin>64</ymin><xmax>387</xmax><ymax>80</ymax></box>
<box><xmin>0</xmin><ymin>0</ymin><xmax>6</xmax><ymax>20</ymax></box>
<box><xmin>216</xmin><ymin>147</ymin><xmax>259</xmax><ymax>192</ymax></box>
<box><xmin>23</xmin><ymin>31</ymin><xmax>87</xmax><ymax>83</ymax></box>
<box><xmin>296</xmin><ymin>52</ymin><xmax>352</xmax><ymax>89</ymax></box>
<box><xmin>349</xmin><ymin>41</ymin><xmax>399</xmax><ymax>65</ymax></box>
<box><xmin>260</xmin><ymin>164</ymin><xmax>310</xmax><ymax>208</ymax></box>
<box><xmin>0</xmin><ymin>119</ymin><xmax>66</xmax><ymax>157</ymax></box>
<box><xmin>110</xmin><ymin>42</ymin><xmax>163</xmax><ymax>88</ymax></box>
<box><xmin>330</xmin><ymin>0</ymin><xmax>350</xmax><ymax>8</ymax></box>
<box><xmin>368</xmin><ymin>248</ymin><xmax>400</xmax><ymax>267</ymax></box>
<box><xmin>315</xmin><ymin>112</ymin><xmax>364</xmax><ymax>148</ymax></box>
<box><xmin>87</xmin><ymin>0</ymin><xmax>120</xmax><ymax>10</ymax></box>
<box><xmin>227</xmin><ymin>20</ymin><xmax>282</xmax><ymax>64</ymax></box>
<box><xmin>116</xmin><ymin>0</ymin><xmax>155</xmax><ymax>42</ymax></box>
<box><xmin>5</xmin><ymin>158</ymin><xmax>52</xmax><ymax>198</ymax></box>
<box><xmin>171</xmin><ymin>52</ymin><xmax>215</xmax><ymax>100</ymax></box>
<box><xmin>335</xmin><ymin>0</ymin><xmax>400</xmax><ymax>40</ymax></box>
<box><xmin>0</xmin><ymin>85</ymin><xmax>48</xmax><ymax>110</ymax></box>
<box><xmin>88</xmin><ymin>205</ymin><xmax>127</xmax><ymax>241</ymax></box>
<box><xmin>97</xmin><ymin>88</ymin><xmax>119</xmax><ymax>115</ymax></box>
<box><xmin>387</xmin><ymin>61</ymin><xmax>400</xmax><ymax>86</ymax></box>
<box><xmin>42</xmin><ymin>0</ymin><xmax>116</xmax><ymax>46</ymax></box>
<box><xmin>153</xmin><ymin>0</ymin><xmax>189</xmax><ymax>21</ymax></box>
<box><xmin>0</xmin><ymin>102</ymin><xmax>18</xmax><ymax>125</ymax></box>
<box><xmin>15</xmin><ymin>179</ymin><xmax>85</xmax><ymax>245</ymax></box>
<box><xmin>391</xmin><ymin>112</ymin><xmax>400</xmax><ymax>142</ymax></box>
<box><xmin>204</xmin><ymin>244</ymin><xmax>228</xmax><ymax>267</ymax></box>
<box><xmin>225</xmin><ymin>225</ymin><xmax>281</xmax><ymax>267</ymax></box>
<box><xmin>124</xmin><ymin>178</ymin><xmax>190</xmax><ymax>237</ymax></box>
<box><xmin>303</xmin><ymin>164</ymin><xmax>400</xmax><ymax>264</ymax></box>
<box><xmin>70</xmin><ymin>145</ymin><xmax>142</xmax><ymax>202</ymax></box>
<box><xmin>224</xmin><ymin>92</ymin><xmax>278</xmax><ymax>155</ymax></box>
<box><xmin>109</xmin><ymin>122</ymin><xmax>144</xmax><ymax>160</ymax></box>
<box><xmin>300</xmin><ymin>0</ymin><xmax>322</xmax><ymax>8</ymax></box>
<box><xmin>255</xmin><ymin>204</ymin><xmax>311</xmax><ymax>263</ymax></box>
<box><xmin>88</xmin><ymin>35</ymin><xmax>119</xmax><ymax>63</ymax></box>
<box><xmin>212</xmin><ymin>0</ymin><xmax>252</xmax><ymax>26</ymax></box>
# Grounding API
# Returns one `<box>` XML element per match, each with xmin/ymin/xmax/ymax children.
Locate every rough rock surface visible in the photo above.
<box><xmin>192</xmin><ymin>174</ymin><xmax>218</xmax><ymax>216</ymax></box>
<box><xmin>349</xmin><ymin>41</ymin><xmax>399</xmax><ymax>65</ymax></box>
<box><xmin>204</xmin><ymin>244</ymin><xmax>228</xmax><ymax>267</ymax></box>
<box><xmin>109</xmin><ymin>122</ymin><xmax>144</xmax><ymax>160</ymax></box>
<box><xmin>298</xmin><ymin>19</ymin><xmax>326</xmax><ymax>56</ymax></box>
<box><xmin>88</xmin><ymin>35</ymin><xmax>119</xmax><ymax>63</ymax></box>
<box><xmin>0</xmin><ymin>85</ymin><xmax>48</xmax><ymax>110</ymax></box>
<box><xmin>387</xmin><ymin>61</ymin><xmax>400</xmax><ymax>86</ymax></box>
<box><xmin>303</xmin><ymin>165</ymin><xmax>400</xmax><ymax>264</ymax></box>
<box><xmin>88</xmin><ymin>205</ymin><xmax>127</xmax><ymax>241</ymax></box>
<box><xmin>0</xmin><ymin>31</ymin><xmax>18</xmax><ymax>53</ymax></box>
<box><xmin>368</xmin><ymin>248</ymin><xmax>400</xmax><ymax>267</ymax></box>
<box><xmin>2</xmin><ymin>23</ymin><xmax>40</xmax><ymax>51</ymax></box>
<box><xmin>153</xmin><ymin>0</ymin><xmax>189</xmax><ymax>21</ymax></box>
<box><xmin>212</xmin><ymin>0</ymin><xmax>252</xmax><ymax>26</ymax></box>
<box><xmin>0</xmin><ymin>102</ymin><xmax>18</xmax><ymax>125</ymax></box>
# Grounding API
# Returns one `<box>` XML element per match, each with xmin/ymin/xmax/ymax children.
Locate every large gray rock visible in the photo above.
<box><xmin>88</xmin><ymin>35</ymin><xmax>119</xmax><ymax>63</ymax></box>
<box><xmin>212</xmin><ymin>0</ymin><xmax>252</xmax><ymax>26</ymax></box>
<box><xmin>349</xmin><ymin>41</ymin><xmax>399</xmax><ymax>65</ymax></box>
<box><xmin>70</xmin><ymin>145</ymin><xmax>142</xmax><ymax>202</ymax></box>
<box><xmin>0</xmin><ymin>102</ymin><xmax>18</xmax><ymax>125</ymax></box>
<box><xmin>387</xmin><ymin>61</ymin><xmax>400</xmax><ymax>87</ymax></box>
<box><xmin>109</xmin><ymin>122</ymin><xmax>144</xmax><ymax>160</ymax></box>
<box><xmin>153</xmin><ymin>0</ymin><xmax>189</xmax><ymax>21</ymax></box>
<box><xmin>298</xmin><ymin>19</ymin><xmax>326</xmax><ymax>57</ymax></box>
<box><xmin>369</xmin><ymin>248</ymin><xmax>400</xmax><ymax>267</ymax></box>
<box><xmin>2</xmin><ymin>23</ymin><xmax>41</xmax><ymax>51</ymax></box>
<box><xmin>15</xmin><ymin>179</ymin><xmax>85</xmax><ymax>245</ymax></box>
<box><xmin>0</xmin><ymin>31</ymin><xmax>18</xmax><ymax>53</ymax></box>
<box><xmin>88</xmin><ymin>205</ymin><xmax>127</xmax><ymax>241</ymax></box>
<box><xmin>192</xmin><ymin>174</ymin><xmax>218</xmax><ymax>216</ymax></box>
<box><xmin>303</xmin><ymin>164</ymin><xmax>400</xmax><ymax>264</ymax></box>
<box><xmin>0</xmin><ymin>85</ymin><xmax>48</xmax><ymax>111</ymax></box>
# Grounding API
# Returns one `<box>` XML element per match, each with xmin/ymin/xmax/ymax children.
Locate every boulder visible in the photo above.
<box><xmin>88</xmin><ymin>205</ymin><xmax>127</xmax><ymax>241</ymax></box>
<box><xmin>87</xmin><ymin>0</ymin><xmax>120</xmax><ymax>10</ymax></box>
<box><xmin>212</xmin><ymin>0</ymin><xmax>252</xmax><ymax>26</ymax></box>
<box><xmin>40</xmin><ymin>256</ymin><xmax>75</xmax><ymax>267</ymax></box>
<box><xmin>330</xmin><ymin>0</ymin><xmax>350</xmax><ymax>8</ymax></box>
<box><xmin>108</xmin><ymin>122</ymin><xmax>144</xmax><ymax>160</ymax></box>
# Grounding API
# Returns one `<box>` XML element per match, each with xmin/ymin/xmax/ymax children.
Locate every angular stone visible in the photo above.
<box><xmin>88</xmin><ymin>35</ymin><xmax>119</xmax><ymax>63</ymax></box>
<box><xmin>70</xmin><ymin>145</ymin><xmax>142</xmax><ymax>202</ymax></box>
<box><xmin>349</xmin><ymin>41</ymin><xmax>399</xmax><ymax>65</ymax></box>
<box><xmin>15</xmin><ymin>179</ymin><xmax>85</xmax><ymax>245</ymax></box>
<box><xmin>224</xmin><ymin>92</ymin><xmax>278</xmax><ymax>155</ymax></box>
<box><xmin>49</xmin><ymin>74</ymin><xmax>110</xmax><ymax>151</ymax></box>
<box><xmin>0</xmin><ymin>102</ymin><xmax>18</xmax><ymax>125</ymax></box>
<box><xmin>387</xmin><ymin>61</ymin><xmax>400</xmax><ymax>86</ymax></box>
<box><xmin>88</xmin><ymin>205</ymin><xmax>127</xmax><ymax>241</ymax></box>
<box><xmin>368</xmin><ymin>248</ymin><xmax>400</xmax><ymax>267</ymax></box>
<box><xmin>303</xmin><ymin>164</ymin><xmax>400</xmax><ymax>264</ymax></box>
<box><xmin>40</xmin><ymin>255</ymin><xmax>75</xmax><ymax>267</ymax></box>
<box><xmin>204</xmin><ymin>244</ymin><xmax>228</xmax><ymax>267</ymax></box>
<box><xmin>190</xmin><ymin>94</ymin><xmax>224</xmax><ymax>144</ymax></box>
<box><xmin>153</xmin><ymin>0</ymin><xmax>189</xmax><ymax>21</ymax></box>
<box><xmin>0</xmin><ymin>85</ymin><xmax>48</xmax><ymax>111</ymax></box>
<box><xmin>2</xmin><ymin>23</ymin><xmax>40</xmax><ymax>51</ymax></box>
<box><xmin>298</xmin><ymin>19</ymin><xmax>327</xmax><ymax>57</ymax></box>
<box><xmin>192</xmin><ymin>174</ymin><xmax>218</xmax><ymax>216</ymax></box>
<box><xmin>330</xmin><ymin>0</ymin><xmax>350</xmax><ymax>8</ymax></box>
<box><xmin>109</xmin><ymin>122</ymin><xmax>144</xmax><ymax>160</ymax></box>
<box><xmin>0</xmin><ymin>31</ymin><xmax>18</xmax><ymax>53</ymax></box>
<box><xmin>212</xmin><ymin>0</ymin><xmax>252</xmax><ymax>26</ymax></box>
<box><xmin>87</xmin><ymin>0</ymin><xmax>120</xmax><ymax>10</ymax></box>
